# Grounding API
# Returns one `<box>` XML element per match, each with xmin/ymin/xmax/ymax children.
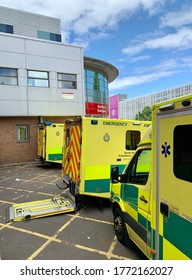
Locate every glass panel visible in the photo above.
<box><xmin>58</xmin><ymin>73</ymin><xmax>76</xmax><ymax>81</ymax></box>
<box><xmin>0</xmin><ymin>23</ymin><xmax>13</xmax><ymax>34</ymax></box>
<box><xmin>28</xmin><ymin>71</ymin><xmax>48</xmax><ymax>79</ymax></box>
<box><xmin>16</xmin><ymin>125</ymin><xmax>30</xmax><ymax>142</ymax></box>
<box><xmin>134</xmin><ymin>150</ymin><xmax>151</xmax><ymax>185</ymax></box>
<box><xmin>57</xmin><ymin>73</ymin><xmax>77</xmax><ymax>89</ymax></box>
<box><xmin>125</xmin><ymin>149</ymin><xmax>151</xmax><ymax>185</ymax></box>
<box><xmin>37</xmin><ymin>31</ymin><xmax>61</xmax><ymax>42</ymax></box>
<box><xmin>174</xmin><ymin>124</ymin><xmax>192</xmax><ymax>182</ymax></box>
<box><xmin>86</xmin><ymin>70</ymin><xmax>94</xmax><ymax>77</ymax></box>
<box><xmin>0</xmin><ymin>67</ymin><xmax>17</xmax><ymax>85</ymax></box>
<box><xmin>37</xmin><ymin>30</ymin><xmax>50</xmax><ymax>40</ymax></box>
<box><xmin>87</xmin><ymin>83</ymin><xmax>93</xmax><ymax>90</ymax></box>
<box><xmin>28</xmin><ymin>79</ymin><xmax>49</xmax><ymax>87</ymax></box>
<box><xmin>58</xmin><ymin>81</ymin><xmax>76</xmax><ymax>89</ymax></box>
<box><xmin>27</xmin><ymin>71</ymin><xmax>49</xmax><ymax>87</ymax></box>
<box><xmin>0</xmin><ymin>77</ymin><xmax>17</xmax><ymax>85</ymax></box>
<box><xmin>84</xmin><ymin>69</ymin><xmax>109</xmax><ymax>110</ymax></box>
<box><xmin>125</xmin><ymin>131</ymin><xmax>141</xmax><ymax>150</ymax></box>
<box><xmin>98</xmin><ymin>73</ymin><xmax>104</xmax><ymax>80</ymax></box>
<box><xmin>0</xmin><ymin>68</ymin><xmax>17</xmax><ymax>76</ymax></box>
<box><xmin>87</xmin><ymin>76</ymin><xmax>94</xmax><ymax>83</ymax></box>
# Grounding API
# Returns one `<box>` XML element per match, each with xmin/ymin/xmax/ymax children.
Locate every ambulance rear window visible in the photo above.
<box><xmin>125</xmin><ymin>130</ymin><xmax>140</xmax><ymax>150</ymax></box>
<box><xmin>174</xmin><ymin>124</ymin><xmax>192</xmax><ymax>183</ymax></box>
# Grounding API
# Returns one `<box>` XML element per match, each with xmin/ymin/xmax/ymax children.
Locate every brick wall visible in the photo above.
<box><xmin>0</xmin><ymin>117</ymin><xmax>39</xmax><ymax>164</ymax></box>
<box><xmin>0</xmin><ymin>116</ymin><xmax>77</xmax><ymax>165</ymax></box>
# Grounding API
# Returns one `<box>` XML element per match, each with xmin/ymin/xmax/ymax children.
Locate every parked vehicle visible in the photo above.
<box><xmin>37</xmin><ymin>122</ymin><xmax>64</xmax><ymax>164</ymax></box>
<box><xmin>61</xmin><ymin>117</ymin><xmax>151</xmax><ymax>198</ymax></box>
<box><xmin>111</xmin><ymin>94</ymin><xmax>192</xmax><ymax>260</ymax></box>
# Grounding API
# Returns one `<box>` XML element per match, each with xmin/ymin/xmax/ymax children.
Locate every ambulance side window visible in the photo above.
<box><xmin>174</xmin><ymin>124</ymin><xmax>192</xmax><ymax>182</ymax></box>
<box><xmin>125</xmin><ymin>149</ymin><xmax>151</xmax><ymax>185</ymax></box>
<box><xmin>125</xmin><ymin>130</ymin><xmax>141</xmax><ymax>150</ymax></box>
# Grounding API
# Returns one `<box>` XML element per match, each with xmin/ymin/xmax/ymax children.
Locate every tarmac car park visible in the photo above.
<box><xmin>0</xmin><ymin>163</ymin><xmax>146</xmax><ymax>260</ymax></box>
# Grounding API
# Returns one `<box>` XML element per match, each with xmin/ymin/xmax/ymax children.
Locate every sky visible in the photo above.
<box><xmin>1</xmin><ymin>0</ymin><xmax>192</xmax><ymax>98</ymax></box>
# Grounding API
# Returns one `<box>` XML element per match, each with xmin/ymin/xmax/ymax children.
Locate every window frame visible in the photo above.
<box><xmin>27</xmin><ymin>70</ymin><xmax>49</xmax><ymax>87</ymax></box>
<box><xmin>124</xmin><ymin>148</ymin><xmax>151</xmax><ymax>185</ymax></box>
<box><xmin>0</xmin><ymin>67</ymin><xmax>18</xmax><ymax>86</ymax></box>
<box><xmin>57</xmin><ymin>73</ymin><xmax>77</xmax><ymax>89</ymax></box>
<box><xmin>16</xmin><ymin>125</ymin><xmax>30</xmax><ymax>143</ymax></box>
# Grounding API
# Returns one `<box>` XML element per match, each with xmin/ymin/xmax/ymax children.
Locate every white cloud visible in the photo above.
<box><xmin>122</xmin><ymin>27</ymin><xmax>192</xmax><ymax>56</ymax></box>
<box><xmin>109</xmin><ymin>57</ymin><xmax>191</xmax><ymax>91</ymax></box>
<box><xmin>160</xmin><ymin>5</ymin><xmax>192</xmax><ymax>28</ymax></box>
<box><xmin>129</xmin><ymin>55</ymin><xmax>151</xmax><ymax>63</ymax></box>
<box><xmin>109</xmin><ymin>69</ymin><xmax>178</xmax><ymax>91</ymax></box>
<box><xmin>0</xmin><ymin>0</ymin><xmax>166</xmax><ymax>35</ymax></box>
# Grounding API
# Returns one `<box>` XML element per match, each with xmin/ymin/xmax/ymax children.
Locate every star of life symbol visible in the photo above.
<box><xmin>161</xmin><ymin>142</ymin><xmax>171</xmax><ymax>157</ymax></box>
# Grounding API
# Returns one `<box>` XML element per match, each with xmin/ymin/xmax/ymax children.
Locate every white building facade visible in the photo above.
<box><xmin>0</xmin><ymin>33</ymin><xmax>85</xmax><ymax>117</ymax></box>
<box><xmin>0</xmin><ymin>7</ymin><xmax>85</xmax><ymax>164</ymax></box>
<box><xmin>0</xmin><ymin>6</ymin><xmax>118</xmax><ymax>164</ymax></box>
<box><xmin>119</xmin><ymin>83</ymin><xmax>192</xmax><ymax>120</ymax></box>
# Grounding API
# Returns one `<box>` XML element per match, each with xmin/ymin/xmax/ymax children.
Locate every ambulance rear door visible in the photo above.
<box><xmin>155</xmin><ymin>100</ymin><xmax>192</xmax><ymax>259</ymax></box>
<box><xmin>37</xmin><ymin>124</ymin><xmax>46</xmax><ymax>162</ymax></box>
<box><xmin>62</xmin><ymin>119</ymin><xmax>82</xmax><ymax>185</ymax></box>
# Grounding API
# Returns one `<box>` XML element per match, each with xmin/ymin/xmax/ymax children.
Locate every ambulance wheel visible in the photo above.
<box><xmin>114</xmin><ymin>208</ymin><xmax>132</xmax><ymax>247</ymax></box>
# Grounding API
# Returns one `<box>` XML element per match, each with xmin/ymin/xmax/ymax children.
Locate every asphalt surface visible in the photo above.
<box><xmin>0</xmin><ymin>163</ymin><xmax>147</xmax><ymax>260</ymax></box>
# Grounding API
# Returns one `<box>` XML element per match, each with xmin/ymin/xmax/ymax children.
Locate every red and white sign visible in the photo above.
<box><xmin>62</xmin><ymin>92</ymin><xmax>74</xmax><ymax>99</ymax></box>
<box><xmin>85</xmin><ymin>102</ymin><xmax>109</xmax><ymax>115</ymax></box>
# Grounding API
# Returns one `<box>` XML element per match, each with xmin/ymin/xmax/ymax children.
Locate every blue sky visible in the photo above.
<box><xmin>1</xmin><ymin>0</ymin><xmax>192</xmax><ymax>98</ymax></box>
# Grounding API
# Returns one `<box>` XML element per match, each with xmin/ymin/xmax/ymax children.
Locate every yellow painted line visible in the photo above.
<box><xmin>0</xmin><ymin>218</ymin><xmax>133</xmax><ymax>260</ymax></box>
<box><xmin>106</xmin><ymin>235</ymin><xmax>118</xmax><ymax>259</ymax></box>
<box><xmin>14</xmin><ymin>170</ymin><xmax>55</xmax><ymax>184</ymax></box>
<box><xmin>0</xmin><ymin>199</ymin><xmax>13</xmax><ymax>204</ymax></box>
<box><xmin>0</xmin><ymin>178</ymin><xmax>12</xmax><ymax>182</ymax></box>
<box><xmin>68</xmin><ymin>214</ymin><xmax>113</xmax><ymax>225</ymax></box>
<box><xmin>74</xmin><ymin>243</ymin><xmax>130</xmax><ymax>260</ymax></box>
<box><xmin>12</xmin><ymin>195</ymin><xmax>25</xmax><ymax>201</ymax></box>
<box><xmin>50</xmin><ymin>177</ymin><xmax>62</xmax><ymax>183</ymax></box>
<box><xmin>36</xmin><ymin>192</ymin><xmax>55</xmax><ymax>197</ymax></box>
<box><xmin>0</xmin><ymin>222</ymin><xmax>61</xmax><ymax>242</ymax></box>
<box><xmin>27</xmin><ymin>212</ymin><xmax>80</xmax><ymax>260</ymax></box>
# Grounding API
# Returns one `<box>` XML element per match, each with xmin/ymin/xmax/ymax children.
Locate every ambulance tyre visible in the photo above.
<box><xmin>114</xmin><ymin>208</ymin><xmax>132</xmax><ymax>247</ymax></box>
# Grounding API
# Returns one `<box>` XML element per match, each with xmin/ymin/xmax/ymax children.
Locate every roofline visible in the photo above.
<box><xmin>84</xmin><ymin>56</ymin><xmax>119</xmax><ymax>83</ymax></box>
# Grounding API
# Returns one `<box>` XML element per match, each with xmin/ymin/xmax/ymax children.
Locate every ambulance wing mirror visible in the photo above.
<box><xmin>111</xmin><ymin>167</ymin><xmax>127</xmax><ymax>183</ymax></box>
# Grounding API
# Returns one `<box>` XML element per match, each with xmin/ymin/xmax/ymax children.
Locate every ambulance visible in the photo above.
<box><xmin>7</xmin><ymin>117</ymin><xmax>151</xmax><ymax>222</ymax></box>
<box><xmin>110</xmin><ymin>94</ymin><xmax>192</xmax><ymax>260</ymax></box>
<box><xmin>37</xmin><ymin>122</ymin><xmax>64</xmax><ymax>164</ymax></box>
<box><xmin>60</xmin><ymin>117</ymin><xmax>151</xmax><ymax>199</ymax></box>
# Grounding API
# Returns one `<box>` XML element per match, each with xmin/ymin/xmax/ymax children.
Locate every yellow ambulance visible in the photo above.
<box><xmin>8</xmin><ymin>117</ymin><xmax>151</xmax><ymax>222</ymax></box>
<box><xmin>61</xmin><ymin>117</ymin><xmax>151</xmax><ymax>198</ymax></box>
<box><xmin>37</xmin><ymin>122</ymin><xmax>64</xmax><ymax>164</ymax></box>
<box><xmin>110</xmin><ymin>94</ymin><xmax>192</xmax><ymax>260</ymax></box>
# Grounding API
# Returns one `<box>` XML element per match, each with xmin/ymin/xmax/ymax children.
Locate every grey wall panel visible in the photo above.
<box><xmin>0</xmin><ymin>100</ymin><xmax>28</xmax><ymax>115</ymax></box>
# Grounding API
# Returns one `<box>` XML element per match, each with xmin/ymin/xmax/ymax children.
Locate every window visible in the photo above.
<box><xmin>84</xmin><ymin>69</ymin><xmax>109</xmax><ymax>106</ymax></box>
<box><xmin>16</xmin><ymin>125</ymin><xmax>30</xmax><ymax>142</ymax></box>
<box><xmin>28</xmin><ymin>71</ymin><xmax>49</xmax><ymax>87</ymax></box>
<box><xmin>125</xmin><ymin>130</ymin><xmax>141</xmax><ymax>150</ymax></box>
<box><xmin>58</xmin><ymin>73</ymin><xmax>77</xmax><ymax>89</ymax></box>
<box><xmin>125</xmin><ymin>149</ymin><xmax>151</xmax><ymax>185</ymax></box>
<box><xmin>0</xmin><ymin>23</ymin><xmax>13</xmax><ymax>34</ymax></box>
<box><xmin>0</xmin><ymin>67</ymin><xmax>17</xmax><ymax>86</ymax></box>
<box><xmin>174</xmin><ymin>124</ymin><xmax>192</xmax><ymax>182</ymax></box>
<box><xmin>37</xmin><ymin>30</ymin><xmax>61</xmax><ymax>42</ymax></box>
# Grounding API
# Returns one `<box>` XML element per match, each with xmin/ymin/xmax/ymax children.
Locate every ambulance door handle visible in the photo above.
<box><xmin>140</xmin><ymin>195</ymin><xmax>148</xmax><ymax>203</ymax></box>
<box><xmin>160</xmin><ymin>201</ymin><xmax>169</xmax><ymax>217</ymax></box>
